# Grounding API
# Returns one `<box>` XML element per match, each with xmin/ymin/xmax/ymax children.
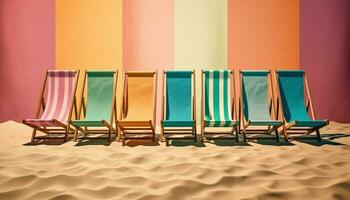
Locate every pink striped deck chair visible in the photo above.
<box><xmin>23</xmin><ymin>70</ymin><xmax>79</xmax><ymax>142</ymax></box>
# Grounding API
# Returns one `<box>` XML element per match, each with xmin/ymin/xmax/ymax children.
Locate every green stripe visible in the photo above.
<box><xmin>204</xmin><ymin>71</ymin><xmax>210</xmax><ymax>121</ymax></box>
<box><xmin>213</xmin><ymin>71</ymin><xmax>220</xmax><ymax>126</ymax></box>
<box><xmin>223</xmin><ymin>71</ymin><xmax>231</xmax><ymax>126</ymax></box>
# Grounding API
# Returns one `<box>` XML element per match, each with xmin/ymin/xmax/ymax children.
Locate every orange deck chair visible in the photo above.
<box><xmin>117</xmin><ymin>71</ymin><xmax>158</xmax><ymax>145</ymax></box>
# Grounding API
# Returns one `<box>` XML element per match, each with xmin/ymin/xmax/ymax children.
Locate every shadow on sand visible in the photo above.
<box><xmin>23</xmin><ymin>139</ymin><xmax>68</xmax><ymax>146</ymax></box>
<box><xmin>253</xmin><ymin>138</ymin><xmax>295</xmax><ymax>146</ymax></box>
<box><xmin>123</xmin><ymin>140</ymin><xmax>160</xmax><ymax>147</ymax></box>
<box><xmin>206</xmin><ymin>139</ymin><xmax>251</xmax><ymax>147</ymax></box>
<box><xmin>74</xmin><ymin>138</ymin><xmax>113</xmax><ymax>146</ymax></box>
<box><xmin>294</xmin><ymin>133</ymin><xmax>349</xmax><ymax>146</ymax></box>
<box><xmin>168</xmin><ymin>140</ymin><xmax>206</xmax><ymax>147</ymax></box>
<box><xmin>22</xmin><ymin>133</ymin><xmax>350</xmax><ymax>147</ymax></box>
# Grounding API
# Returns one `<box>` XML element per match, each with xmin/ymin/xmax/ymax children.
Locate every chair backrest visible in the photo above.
<box><xmin>40</xmin><ymin>70</ymin><xmax>78</xmax><ymax>122</ymax></box>
<box><xmin>204</xmin><ymin>70</ymin><xmax>233</xmax><ymax>126</ymax></box>
<box><xmin>123</xmin><ymin>72</ymin><xmax>156</xmax><ymax>121</ymax></box>
<box><xmin>277</xmin><ymin>70</ymin><xmax>312</xmax><ymax>122</ymax></box>
<box><xmin>165</xmin><ymin>71</ymin><xmax>193</xmax><ymax>121</ymax></box>
<box><xmin>241</xmin><ymin>70</ymin><xmax>271</xmax><ymax>121</ymax></box>
<box><xmin>84</xmin><ymin>71</ymin><xmax>115</xmax><ymax>121</ymax></box>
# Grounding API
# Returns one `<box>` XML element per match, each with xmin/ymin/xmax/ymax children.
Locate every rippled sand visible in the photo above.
<box><xmin>0</xmin><ymin>121</ymin><xmax>349</xmax><ymax>200</ymax></box>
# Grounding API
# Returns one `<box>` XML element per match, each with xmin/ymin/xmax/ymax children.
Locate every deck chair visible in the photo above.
<box><xmin>23</xmin><ymin>70</ymin><xmax>79</xmax><ymax>142</ymax></box>
<box><xmin>71</xmin><ymin>71</ymin><xmax>118</xmax><ymax>142</ymax></box>
<box><xmin>275</xmin><ymin>70</ymin><xmax>329</xmax><ymax>141</ymax></box>
<box><xmin>240</xmin><ymin>70</ymin><xmax>283</xmax><ymax>142</ymax></box>
<box><xmin>117</xmin><ymin>71</ymin><xmax>157</xmax><ymax>145</ymax></box>
<box><xmin>201</xmin><ymin>70</ymin><xmax>239</xmax><ymax>142</ymax></box>
<box><xmin>161</xmin><ymin>70</ymin><xmax>196</xmax><ymax>145</ymax></box>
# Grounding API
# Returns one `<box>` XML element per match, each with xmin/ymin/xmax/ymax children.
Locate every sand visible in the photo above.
<box><xmin>0</xmin><ymin>121</ymin><xmax>349</xmax><ymax>200</ymax></box>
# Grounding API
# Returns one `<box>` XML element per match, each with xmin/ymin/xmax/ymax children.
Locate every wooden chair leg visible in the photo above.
<box><xmin>166</xmin><ymin>140</ymin><xmax>169</xmax><ymax>146</ymax></box>
<box><xmin>73</xmin><ymin>128</ymin><xmax>78</xmax><ymax>142</ymax></box>
<box><xmin>108</xmin><ymin>128</ymin><xmax>111</xmax><ymax>142</ymax></box>
<box><xmin>275</xmin><ymin>128</ymin><xmax>279</xmax><ymax>142</ymax></box>
<box><xmin>116</xmin><ymin>133</ymin><xmax>120</xmax><ymax>142</ymax></box>
<box><xmin>282</xmin><ymin>126</ymin><xmax>288</xmax><ymax>142</ymax></box>
<box><xmin>64</xmin><ymin>127</ymin><xmax>69</xmax><ymax>142</ymax></box>
<box><xmin>201</xmin><ymin>125</ymin><xmax>205</xmax><ymax>143</ymax></box>
<box><xmin>160</xmin><ymin>126</ymin><xmax>164</xmax><ymax>142</ymax></box>
<box><xmin>31</xmin><ymin>129</ymin><xmax>37</xmax><ymax>143</ymax></box>
<box><xmin>117</xmin><ymin>127</ymin><xmax>122</xmax><ymax>142</ymax></box>
<box><xmin>122</xmin><ymin>138</ymin><xmax>126</xmax><ymax>146</ymax></box>
<box><xmin>152</xmin><ymin>128</ymin><xmax>156</xmax><ymax>142</ymax></box>
<box><xmin>316</xmin><ymin>129</ymin><xmax>321</xmax><ymax>142</ymax></box>
<box><xmin>114</xmin><ymin>131</ymin><xmax>119</xmax><ymax>141</ymax></box>
<box><xmin>242</xmin><ymin>126</ymin><xmax>247</xmax><ymax>142</ymax></box>
<box><xmin>235</xmin><ymin>126</ymin><xmax>239</xmax><ymax>142</ymax></box>
<box><xmin>194</xmin><ymin>126</ymin><xmax>197</xmax><ymax>142</ymax></box>
<box><xmin>116</xmin><ymin>127</ymin><xmax>121</xmax><ymax>141</ymax></box>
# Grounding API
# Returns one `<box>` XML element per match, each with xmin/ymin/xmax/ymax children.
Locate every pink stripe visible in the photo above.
<box><xmin>51</xmin><ymin>72</ymin><xmax>69</xmax><ymax>120</ymax></box>
<box><xmin>46</xmin><ymin>73</ymin><xmax>60</xmax><ymax>120</ymax></box>
<box><xmin>57</xmin><ymin>73</ymin><xmax>69</xmax><ymax>122</ymax></box>
<box><xmin>40</xmin><ymin>74</ymin><xmax>55</xmax><ymax>119</ymax></box>
<box><xmin>64</xmin><ymin>75</ymin><xmax>75</xmax><ymax>121</ymax></box>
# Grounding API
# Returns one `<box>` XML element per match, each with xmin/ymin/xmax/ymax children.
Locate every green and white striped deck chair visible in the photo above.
<box><xmin>201</xmin><ymin>70</ymin><xmax>239</xmax><ymax>142</ymax></box>
<box><xmin>240</xmin><ymin>70</ymin><xmax>283</xmax><ymax>142</ymax></box>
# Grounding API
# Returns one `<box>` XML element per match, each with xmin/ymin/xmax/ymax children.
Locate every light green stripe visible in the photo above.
<box><xmin>205</xmin><ymin>71</ymin><xmax>211</xmax><ymax>121</ymax></box>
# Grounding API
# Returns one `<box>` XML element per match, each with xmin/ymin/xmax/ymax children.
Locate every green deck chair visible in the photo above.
<box><xmin>240</xmin><ymin>70</ymin><xmax>283</xmax><ymax>142</ymax></box>
<box><xmin>161</xmin><ymin>70</ymin><xmax>196</xmax><ymax>145</ymax></box>
<box><xmin>71</xmin><ymin>71</ymin><xmax>118</xmax><ymax>142</ymax></box>
<box><xmin>276</xmin><ymin>70</ymin><xmax>329</xmax><ymax>141</ymax></box>
<box><xmin>201</xmin><ymin>70</ymin><xmax>239</xmax><ymax>142</ymax></box>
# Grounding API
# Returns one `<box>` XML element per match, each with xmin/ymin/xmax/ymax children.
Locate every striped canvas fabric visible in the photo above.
<box><xmin>204</xmin><ymin>70</ymin><xmax>236</xmax><ymax>127</ymax></box>
<box><xmin>24</xmin><ymin>70</ymin><xmax>77</xmax><ymax>127</ymax></box>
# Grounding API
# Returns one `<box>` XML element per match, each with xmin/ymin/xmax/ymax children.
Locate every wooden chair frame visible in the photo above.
<box><xmin>239</xmin><ymin>69</ymin><xmax>283</xmax><ymax>142</ymax></box>
<box><xmin>23</xmin><ymin>70</ymin><xmax>80</xmax><ymax>142</ymax></box>
<box><xmin>72</xmin><ymin>70</ymin><xmax>118</xmax><ymax>142</ymax></box>
<box><xmin>274</xmin><ymin>70</ymin><xmax>329</xmax><ymax>141</ymax></box>
<box><xmin>160</xmin><ymin>70</ymin><xmax>197</xmax><ymax>146</ymax></box>
<box><xmin>117</xmin><ymin>71</ymin><xmax>158</xmax><ymax>146</ymax></box>
<box><xmin>200</xmin><ymin>70</ymin><xmax>239</xmax><ymax>143</ymax></box>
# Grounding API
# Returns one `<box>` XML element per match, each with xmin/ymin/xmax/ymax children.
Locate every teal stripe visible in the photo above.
<box><xmin>213</xmin><ymin>71</ymin><xmax>220</xmax><ymax>126</ymax></box>
<box><xmin>223</xmin><ymin>71</ymin><xmax>231</xmax><ymax>126</ymax></box>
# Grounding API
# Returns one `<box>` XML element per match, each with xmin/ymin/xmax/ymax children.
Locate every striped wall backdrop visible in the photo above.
<box><xmin>1</xmin><ymin>0</ymin><xmax>349</xmax><ymax>123</ymax></box>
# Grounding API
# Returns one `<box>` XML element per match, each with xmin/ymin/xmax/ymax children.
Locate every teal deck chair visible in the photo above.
<box><xmin>276</xmin><ymin>70</ymin><xmax>328</xmax><ymax>141</ymax></box>
<box><xmin>161</xmin><ymin>70</ymin><xmax>196</xmax><ymax>145</ymax></box>
<box><xmin>201</xmin><ymin>70</ymin><xmax>239</xmax><ymax>142</ymax></box>
<box><xmin>240</xmin><ymin>70</ymin><xmax>283</xmax><ymax>142</ymax></box>
<box><xmin>71</xmin><ymin>71</ymin><xmax>118</xmax><ymax>142</ymax></box>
